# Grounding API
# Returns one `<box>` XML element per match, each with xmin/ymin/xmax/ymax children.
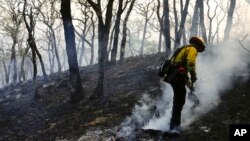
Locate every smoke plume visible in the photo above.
<box><xmin>118</xmin><ymin>40</ymin><xmax>250</xmax><ymax>139</ymax></box>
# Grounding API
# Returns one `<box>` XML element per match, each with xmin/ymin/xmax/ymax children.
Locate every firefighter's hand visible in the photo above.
<box><xmin>189</xmin><ymin>84</ymin><xmax>195</xmax><ymax>92</ymax></box>
<box><xmin>187</xmin><ymin>80</ymin><xmax>195</xmax><ymax>91</ymax></box>
<box><xmin>189</xmin><ymin>70</ymin><xmax>197</xmax><ymax>83</ymax></box>
<box><xmin>186</xmin><ymin>80</ymin><xmax>192</xmax><ymax>87</ymax></box>
<box><xmin>191</xmin><ymin>75</ymin><xmax>197</xmax><ymax>83</ymax></box>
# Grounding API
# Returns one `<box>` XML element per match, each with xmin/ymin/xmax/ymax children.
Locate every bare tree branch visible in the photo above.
<box><xmin>238</xmin><ymin>34</ymin><xmax>250</xmax><ymax>53</ymax></box>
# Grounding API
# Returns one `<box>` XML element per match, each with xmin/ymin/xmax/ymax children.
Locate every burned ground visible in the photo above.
<box><xmin>0</xmin><ymin>53</ymin><xmax>249</xmax><ymax>141</ymax></box>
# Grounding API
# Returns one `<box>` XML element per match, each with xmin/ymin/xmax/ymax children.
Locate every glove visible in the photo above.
<box><xmin>191</xmin><ymin>75</ymin><xmax>197</xmax><ymax>83</ymax></box>
<box><xmin>189</xmin><ymin>70</ymin><xmax>197</xmax><ymax>83</ymax></box>
<box><xmin>186</xmin><ymin>79</ymin><xmax>192</xmax><ymax>88</ymax></box>
<box><xmin>189</xmin><ymin>83</ymin><xmax>195</xmax><ymax>92</ymax></box>
<box><xmin>186</xmin><ymin>80</ymin><xmax>195</xmax><ymax>91</ymax></box>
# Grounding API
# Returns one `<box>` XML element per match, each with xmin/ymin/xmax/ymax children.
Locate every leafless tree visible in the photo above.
<box><xmin>110</xmin><ymin>0</ymin><xmax>130</xmax><ymax>65</ymax></box>
<box><xmin>120</xmin><ymin>0</ymin><xmax>136</xmax><ymax>63</ymax></box>
<box><xmin>0</xmin><ymin>0</ymin><xmax>23</xmax><ymax>83</ymax></box>
<box><xmin>174</xmin><ymin>0</ymin><xmax>190</xmax><ymax>48</ymax></box>
<box><xmin>0</xmin><ymin>46</ymin><xmax>10</xmax><ymax>84</ymax></box>
<box><xmin>189</xmin><ymin>0</ymin><xmax>207</xmax><ymax>44</ymax></box>
<box><xmin>199</xmin><ymin>0</ymin><xmax>208</xmax><ymax>43</ymax></box>
<box><xmin>173</xmin><ymin>0</ymin><xmax>179</xmax><ymax>38</ymax></box>
<box><xmin>155</xmin><ymin>0</ymin><xmax>163</xmax><ymax>53</ymax></box>
<box><xmin>75</xmin><ymin>0</ymin><xmax>96</xmax><ymax>66</ymax></box>
<box><xmin>213</xmin><ymin>6</ymin><xmax>226</xmax><ymax>44</ymax></box>
<box><xmin>18</xmin><ymin>36</ymin><xmax>29</xmax><ymax>82</ymax></box>
<box><xmin>86</xmin><ymin>0</ymin><xmax>115</xmax><ymax>97</ymax></box>
<box><xmin>238</xmin><ymin>34</ymin><xmax>250</xmax><ymax>53</ymax></box>
<box><xmin>162</xmin><ymin>0</ymin><xmax>171</xmax><ymax>56</ymax></box>
<box><xmin>224</xmin><ymin>0</ymin><xmax>236</xmax><ymax>41</ymax></box>
<box><xmin>60</xmin><ymin>0</ymin><xmax>85</xmax><ymax>103</ymax></box>
<box><xmin>172</xmin><ymin>0</ymin><xmax>188</xmax><ymax>46</ymax></box>
<box><xmin>38</xmin><ymin>0</ymin><xmax>62</xmax><ymax>72</ymax></box>
<box><xmin>135</xmin><ymin>0</ymin><xmax>155</xmax><ymax>56</ymax></box>
<box><xmin>206</xmin><ymin>0</ymin><xmax>219</xmax><ymax>44</ymax></box>
<box><xmin>190</xmin><ymin>0</ymin><xmax>199</xmax><ymax>37</ymax></box>
<box><xmin>22</xmin><ymin>0</ymin><xmax>48</xmax><ymax>98</ymax></box>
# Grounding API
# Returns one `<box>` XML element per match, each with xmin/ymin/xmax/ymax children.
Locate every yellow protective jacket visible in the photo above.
<box><xmin>171</xmin><ymin>45</ymin><xmax>198</xmax><ymax>76</ymax></box>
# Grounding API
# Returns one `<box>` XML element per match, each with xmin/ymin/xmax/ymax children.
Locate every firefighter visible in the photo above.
<box><xmin>168</xmin><ymin>37</ymin><xmax>206</xmax><ymax>134</ymax></box>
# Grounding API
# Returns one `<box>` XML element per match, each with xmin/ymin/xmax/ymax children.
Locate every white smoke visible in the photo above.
<box><xmin>147</xmin><ymin>40</ymin><xmax>250</xmax><ymax>130</ymax></box>
<box><xmin>119</xmin><ymin>40</ymin><xmax>250</xmax><ymax>138</ymax></box>
<box><xmin>117</xmin><ymin>94</ymin><xmax>161</xmax><ymax>140</ymax></box>
<box><xmin>141</xmin><ymin>82</ymin><xmax>173</xmax><ymax>131</ymax></box>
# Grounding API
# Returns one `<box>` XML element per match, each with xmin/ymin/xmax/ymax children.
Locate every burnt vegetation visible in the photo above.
<box><xmin>0</xmin><ymin>0</ymin><xmax>250</xmax><ymax>140</ymax></box>
<box><xmin>0</xmin><ymin>53</ymin><xmax>250</xmax><ymax>140</ymax></box>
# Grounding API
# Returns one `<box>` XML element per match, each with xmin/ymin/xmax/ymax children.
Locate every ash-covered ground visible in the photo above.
<box><xmin>0</xmin><ymin>53</ymin><xmax>250</xmax><ymax>141</ymax></box>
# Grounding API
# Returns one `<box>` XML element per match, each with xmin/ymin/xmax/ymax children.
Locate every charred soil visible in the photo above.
<box><xmin>0</xmin><ymin>53</ymin><xmax>250</xmax><ymax>141</ymax></box>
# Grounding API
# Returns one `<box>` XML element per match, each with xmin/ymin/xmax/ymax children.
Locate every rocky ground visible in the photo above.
<box><xmin>0</xmin><ymin>53</ymin><xmax>250</xmax><ymax>141</ymax></box>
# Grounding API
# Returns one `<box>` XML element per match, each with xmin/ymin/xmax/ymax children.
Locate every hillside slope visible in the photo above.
<box><xmin>0</xmin><ymin>53</ymin><xmax>249</xmax><ymax>141</ymax></box>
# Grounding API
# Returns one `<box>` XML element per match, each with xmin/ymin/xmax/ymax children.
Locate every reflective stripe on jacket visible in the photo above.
<box><xmin>172</xmin><ymin>45</ymin><xmax>198</xmax><ymax>75</ymax></box>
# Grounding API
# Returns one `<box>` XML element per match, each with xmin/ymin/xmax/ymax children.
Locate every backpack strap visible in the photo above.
<box><xmin>170</xmin><ymin>46</ymin><xmax>186</xmax><ymax>63</ymax></box>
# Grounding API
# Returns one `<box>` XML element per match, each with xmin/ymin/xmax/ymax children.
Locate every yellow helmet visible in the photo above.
<box><xmin>189</xmin><ymin>37</ymin><xmax>205</xmax><ymax>52</ymax></box>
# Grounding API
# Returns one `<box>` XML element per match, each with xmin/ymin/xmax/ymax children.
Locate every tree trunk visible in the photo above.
<box><xmin>190</xmin><ymin>0</ymin><xmax>199</xmax><ymax>37</ymax></box>
<box><xmin>2</xmin><ymin>61</ymin><xmax>10</xmax><ymax>84</ymax></box>
<box><xmin>111</xmin><ymin>0</ymin><xmax>123</xmax><ymax>65</ymax></box>
<box><xmin>163</xmin><ymin>0</ymin><xmax>171</xmax><ymax>57</ymax></box>
<box><xmin>90</xmin><ymin>19</ymin><xmax>95</xmax><ymax>65</ymax></box>
<box><xmin>199</xmin><ymin>0</ymin><xmax>207</xmax><ymax>43</ymax></box>
<box><xmin>120</xmin><ymin>0</ymin><xmax>135</xmax><ymax>63</ymax></box>
<box><xmin>19</xmin><ymin>56</ymin><xmax>26</xmax><ymax>81</ymax></box>
<box><xmin>23</xmin><ymin>0</ymin><xmax>48</xmax><ymax>98</ymax></box>
<box><xmin>10</xmin><ymin>41</ymin><xmax>18</xmax><ymax>83</ymax></box>
<box><xmin>158</xmin><ymin>29</ymin><xmax>163</xmax><ymax>53</ymax></box>
<box><xmin>79</xmin><ymin>31</ymin><xmax>86</xmax><ymax>66</ymax></box>
<box><xmin>88</xmin><ymin>10</ymin><xmax>96</xmax><ymax>66</ymax></box>
<box><xmin>127</xmin><ymin>29</ymin><xmax>134</xmax><ymax>56</ymax></box>
<box><xmin>87</xmin><ymin>0</ymin><xmax>115</xmax><ymax>97</ymax></box>
<box><xmin>27</xmin><ymin>35</ymin><xmax>48</xmax><ymax>97</ymax></box>
<box><xmin>139</xmin><ymin>19</ymin><xmax>148</xmax><ymax>56</ymax></box>
<box><xmin>19</xmin><ymin>47</ymin><xmax>29</xmax><ymax>81</ymax></box>
<box><xmin>50</xmin><ymin>27</ymin><xmax>62</xmax><ymax>72</ymax></box>
<box><xmin>27</xmin><ymin>34</ymin><xmax>39</xmax><ymax>98</ymax></box>
<box><xmin>224</xmin><ymin>0</ymin><xmax>236</xmax><ymax>41</ymax></box>
<box><xmin>206</xmin><ymin>0</ymin><xmax>218</xmax><ymax>44</ymax></box>
<box><xmin>182</xmin><ymin>26</ymin><xmax>187</xmax><ymax>45</ymax></box>
<box><xmin>48</xmin><ymin>36</ymin><xmax>54</xmax><ymax>74</ymax></box>
<box><xmin>34</xmin><ymin>42</ymin><xmax>48</xmax><ymax>81</ymax></box>
<box><xmin>156</xmin><ymin>0</ymin><xmax>163</xmax><ymax>53</ymax></box>
<box><xmin>95</xmin><ymin>24</ymin><xmax>110</xmax><ymax>97</ymax></box>
<box><xmin>61</xmin><ymin>0</ymin><xmax>84</xmax><ymax>103</ymax></box>
<box><xmin>1</xmin><ymin>67</ymin><xmax>5</xmax><ymax>86</ymax></box>
<box><xmin>107</xmin><ymin>26</ymin><xmax>115</xmax><ymax>61</ymax></box>
<box><xmin>174</xmin><ymin>0</ymin><xmax>190</xmax><ymax>49</ymax></box>
<box><xmin>173</xmin><ymin>0</ymin><xmax>178</xmax><ymax>37</ymax></box>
